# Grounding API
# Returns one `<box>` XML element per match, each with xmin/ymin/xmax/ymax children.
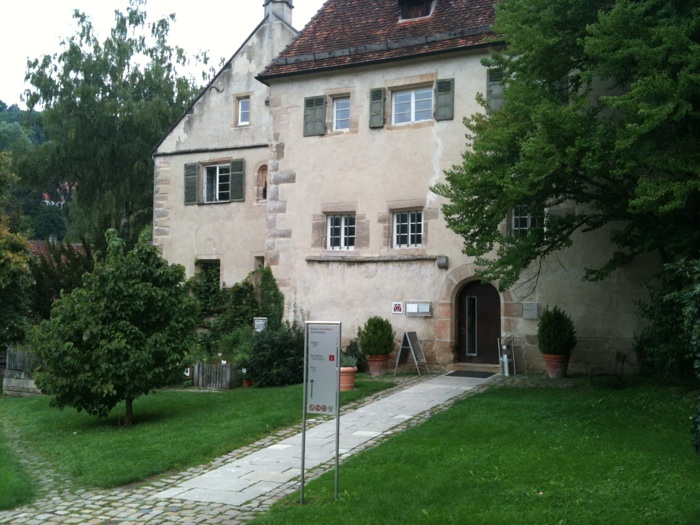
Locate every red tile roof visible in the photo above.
<box><xmin>29</xmin><ymin>240</ymin><xmax>86</xmax><ymax>261</ymax></box>
<box><xmin>258</xmin><ymin>0</ymin><xmax>498</xmax><ymax>81</ymax></box>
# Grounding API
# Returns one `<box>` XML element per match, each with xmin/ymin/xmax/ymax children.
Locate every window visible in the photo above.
<box><xmin>327</xmin><ymin>215</ymin><xmax>355</xmax><ymax>250</ymax></box>
<box><xmin>184</xmin><ymin>159</ymin><xmax>245</xmax><ymax>205</ymax></box>
<box><xmin>399</xmin><ymin>0</ymin><xmax>433</xmax><ymax>19</ymax></box>
<box><xmin>434</xmin><ymin>78</ymin><xmax>454</xmax><ymax>121</ymax></box>
<box><xmin>392</xmin><ymin>88</ymin><xmax>433</xmax><ymax>125</ymax></box>
<box><xmin>487</xmin><ymin>69</ymin><xmax>504</xmax><ymax>111</ymax></box>
<box><xmin>394</xmin><ymin>211</ymin><xmax>423</xmax><ymax>247</ymax></box>
<box><xmin>369</xmin><ymin>88</ymin><xmax>386</xmax><ymax>128</ymax></box>
<box><xmin>256</xmin><ymin>165</ymin><xmax>268</xmax><ymax>201</ymax></box>
<box><xmin>304</xmin><ymin>95</ymin><xmax>326</xmax><ymax>136</ymax></box>
<box><xmin>237</xmin><ymin>96</ymin><xmax>250</xmax><ymax>126</ymax></box>
<box><xmin>511</xmin><ymin>205</ymin><xmax>541</xmax><ymax>237</ymax></box>
<box><xmin>205</xmin><ymin>164</ymin><xmax>231</xmax><ymax>202</ymax></box>
<box><xmin>332</xmin><ymin>97</ymin><xmax>350</xmax><ymax>131</ymax></box>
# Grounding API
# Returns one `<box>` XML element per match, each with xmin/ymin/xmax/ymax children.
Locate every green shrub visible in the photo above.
<box><xmin>259</xmin><ymin>266</ymin><xmax>284</xmax><ymax>330</ymax></box>
<box><xmin>537</xmin><ymin>305</ymin><xmax>577</xmax><ymax>355</ymax></box>
<box><xmin>190</xmin><ymin>261</ymin><xmax>223</xmax><ymax>316</ymax></box>
<box><xmin>345</xmin><ymin>338</ymin><xmax>368</xmax><ymax>372</ymax></box>
<box><xmin>358</xmin><ymin>316</ymin><xmax>395</xmax><ymax>356</ymax></box>
<box><xmin>249</xmin><ymin>324</ymin><xmax>304</xmax><ymax>387</ymax></box>
<box><xmin>212</xmin><ymin>280</ymin><xmax>260</xmax><ymax>334</ymax></box>
<box><xmin>220</xmin><ymin>326</ymin><xmax>254</xmax><ymax>371</ymax></box>
<box><xmin>340</xmin><ymin>352</ymin><xmax>358</xmax><ymax>368</ymax></box>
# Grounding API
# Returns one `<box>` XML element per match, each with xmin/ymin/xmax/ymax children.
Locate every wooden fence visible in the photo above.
<box><xmin>193</xmin><ymin>362</ymin><xmax>233</xmax><ymax>390</ymax></box>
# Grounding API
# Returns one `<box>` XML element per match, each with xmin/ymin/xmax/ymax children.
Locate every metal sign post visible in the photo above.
<box><xmin>301</xmin><ymin>321</ymin><xmax>341</xmax><ymax>504</ymax></box>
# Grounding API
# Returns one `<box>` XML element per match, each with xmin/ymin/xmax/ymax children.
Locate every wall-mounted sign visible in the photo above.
<box><xmin>405</xmin><ymin>301</ymin><xmax>431</xmax><ymax>317</ymax></box>
<box><xmin>392</xmin><ymin>302</ymin><xmax>404</xmax><ymax>314</ymax></box>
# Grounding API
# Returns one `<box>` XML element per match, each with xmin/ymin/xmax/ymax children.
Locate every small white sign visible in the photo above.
<box><xmin>392</xmin><ymin>301</ymin><xmax>404</xmax><ymax>314</ymax></box>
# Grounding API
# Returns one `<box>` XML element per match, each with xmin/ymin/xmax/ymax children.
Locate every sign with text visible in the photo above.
<box><xmin>304</xmin><ymin>322</ymin><xmax>340</xmax><ymax>415</ymax></box>
<box><xmin>301</xmin><ymin>321</ymin><xmax>342</xmax><ymax>504</ymax></box>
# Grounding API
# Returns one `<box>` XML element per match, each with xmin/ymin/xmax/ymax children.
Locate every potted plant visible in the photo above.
<box><xmin>358</xmin><ymin>316</ymin><xmax>395</xmax><ymax>376</ymax></box>
<box><xmin>340</xmin><ymin>352</ymin><xmax>358</xmax><ymax>391</ymax></box>
<box><xmin>538</xmin><ymin>305</ymin><xmax>577</xmax><ymax>379</ymax></box>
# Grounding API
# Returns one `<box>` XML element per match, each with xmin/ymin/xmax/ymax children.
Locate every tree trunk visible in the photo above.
<box><xmin>124</xmin><ymin>396</ymin><xmax>134</xmax><ymax>426</ymax></box>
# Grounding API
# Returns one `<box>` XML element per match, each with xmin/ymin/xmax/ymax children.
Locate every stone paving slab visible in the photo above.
<box><xmin>0</xmin><ymin>373</ymin><xmax>499</xmax><ymax>524</ymax></box>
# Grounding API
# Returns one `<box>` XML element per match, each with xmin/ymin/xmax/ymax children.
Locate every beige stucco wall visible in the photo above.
<box><xmin>153</xmin><ymin>16</ymin><xmax>296</xmax><ymax>285</ymax></box>
<box><xmin>265</xmin><ymin>50</ymin><xmax>656</xmax><ymax>371</ymax></box>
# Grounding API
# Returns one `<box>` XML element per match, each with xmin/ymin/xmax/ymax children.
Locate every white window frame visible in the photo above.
<box><xmin>393</xmin><ymin>210</ymin><xmax>423</xmax><ymax>247</ymax></box>
<box><xmin>392</xmin><ymin>87</ymin><xmax>433</xmax><ymax>125</ymax></box>
<box><xmin>204</xmin><ymin>164</ymin><xmax>231</xmax><ymax>203</ymax></box>
<box><xmin>237</xmin><ymin>96</ymin><xmax>250</xmax><ymax>126</ymax></box>
<box><xmin>332</xmin><ymin>97</ymin><xmax>350</xmax><ymax>131</ymax></box>
<box><xmin>327</xmin><ymin>214</ymin><xmax>356</xmax><ymax>251</ymax></box>
<box><xmin>511</xmin><ymin>205</ymin><xmax>539</xmax><ymax>237</ymax></box>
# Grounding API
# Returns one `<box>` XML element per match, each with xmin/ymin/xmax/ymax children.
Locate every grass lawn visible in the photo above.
<box><xmin>0</xmin><ymin>435</ymin><xmax>36</xmax><ymax>510</ymax></box>
<box><xmin>0</xmin><ymin>375</ymin><xmax>395</xmax><ymax>510</ymax></box>
<box><xmin>251</xmin><ymin>377</ymin><xmax>700</xmax><ymax>525</ymax></box>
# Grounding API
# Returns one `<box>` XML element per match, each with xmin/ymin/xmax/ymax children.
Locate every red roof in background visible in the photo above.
<box><xmin>258</xmin><ymin>0</ymin><xmax>498</xmax><ymax>80</ymax></box>
<box><xmin>28</xmin><ymin>240</ymin><xmax>86</xmax><ymax>260</ymax></box>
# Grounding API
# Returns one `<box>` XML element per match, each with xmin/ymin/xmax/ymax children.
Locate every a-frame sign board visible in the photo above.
<box><xmin>394</xmin><ymin>331</ymin><xmax>429</xmax><ymax>375</ymax></box>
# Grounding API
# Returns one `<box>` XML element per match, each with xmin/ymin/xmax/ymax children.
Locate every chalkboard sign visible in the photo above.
<box><xmin>394</xmin><ymin>332</ymin><xmax>429</xmax><ymax>375</ymax></box>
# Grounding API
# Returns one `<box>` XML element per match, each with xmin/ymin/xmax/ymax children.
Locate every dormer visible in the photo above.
<box><xmin>398</xmin><ymin>0</ymin><xmax>435</xmax><ymax>20</ymax></box>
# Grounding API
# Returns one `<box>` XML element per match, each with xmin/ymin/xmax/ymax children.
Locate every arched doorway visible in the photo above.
<box><xmin>456</xmin><ymin>281</ymin><xmax>501</xmax><ymax>364</ymax></box>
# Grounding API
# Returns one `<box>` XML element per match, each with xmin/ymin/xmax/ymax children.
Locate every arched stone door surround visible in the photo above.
<box><xmin>433</xmin><ymin>264</ymin><xmax>504</xmax><ymax>365</ymax></box>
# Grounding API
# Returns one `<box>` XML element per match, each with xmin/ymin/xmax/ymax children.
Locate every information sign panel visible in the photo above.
<box><xmin>302</xmin><ymin>321</ymin><xmax>341</xmax><ymax>504</ymax></box>
<box><xmin>305</xmin><ymin>323</ymin><xmax>340</xmax><ymax>414</ymax></box>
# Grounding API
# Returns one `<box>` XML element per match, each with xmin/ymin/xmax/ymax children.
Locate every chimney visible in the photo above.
<box><xmin>264</xmin><ymin>0</ymin><xmax>293</xmax><ymax>25</ymax></box>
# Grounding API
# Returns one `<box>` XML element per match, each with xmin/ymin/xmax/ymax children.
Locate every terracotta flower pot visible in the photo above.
<box><xmin>367</xmin><ymin>354</ymin><xmax>390</xmax><ymax>376</ymax></box>
<box><xmin>542</xmin><ymin>354</ymin><xmax>570</xmax><ymax>379</ymax></box>
<box><xmin>340</xmin><ymin>366</ymin><xmax>358</xmax><ymax>391</ymax></box>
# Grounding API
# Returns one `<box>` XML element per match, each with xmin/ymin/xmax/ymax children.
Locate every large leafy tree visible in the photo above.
<box><xmin>21</xmin><ymin>0</ymin><xmax>206</xmax><ymax>246</ymax></box>
<box><xmin>433</xmin><ymin>0</ymin><xmax>700</xmax><ymax>290</ymax></box>
<box><xmin>0</xmin><ymin>217</ymin><xmax>32</xmax><ymax>349</ymax></box>
<box><xmin>32</xmin><ymin>229</ymin><xmax>198</xmax><ymax>426</ymax></box>
<box><xmin>0</xmin><ymin>153</ymin><xmax>32</xmax><ymax>348</ymax></box>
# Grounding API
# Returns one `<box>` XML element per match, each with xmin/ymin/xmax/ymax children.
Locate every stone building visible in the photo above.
<box><xmin>153</xmin><ymin>0</ymin><xmax>654</xmax><ymax>373</ymax></box>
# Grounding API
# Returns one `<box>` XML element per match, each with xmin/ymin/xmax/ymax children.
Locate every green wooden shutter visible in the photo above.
<box><xmin>434</xmin><ymin>78</ymin><xmax>454</xmax><ymax>121</ymax></box>
<box><xmin>184</xmin><ymin>163</ymin><xmax>199</xmax><ymax>205</ymax></box>
<box><xmin>230</xmin><ymin>159</ymin><xmax>245</xmax><ymax>201</ymax></box>
<box><xmin>369</xmin><ymin>88</ymin><xmax>385</xmax><ymax>128</ymax></box>
<box><xmin>487</xmin><ymin>69</ymin><xmax>504</xmax><ymax>111</ymax></box>
<box><xmin>303</xmin><ymin>96</ymin><xmax>326</xmax><ymax>136</ymax></box>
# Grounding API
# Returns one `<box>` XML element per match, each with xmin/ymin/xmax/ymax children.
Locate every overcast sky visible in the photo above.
<box><xmin>0</xmin><ymin>0</ymin><xmax>325</xmax><ymax>109</ymax></box>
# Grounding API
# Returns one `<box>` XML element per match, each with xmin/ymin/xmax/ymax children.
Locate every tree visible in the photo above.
<box><xmin>32</xmin><ymin>229</ymin><xmax>198</xmax><ymax>426</ymax></box>
<box><xmin>433</xmin><ymin>0</ymin><xmax>700</xmax><ymax>291</ymax></box>
<box><xmin>0</xmin><ymin>217</ymin><xmax>32</xmax><ymax>349</ymax></box>
<box><xmin>0</xmin><ymin>121</ymin><xmax>32</xmax><ymax>151</ymax></box>
<box><xmin>22</xmin><ymin>0</ymin><xmax>207</xmax><ymax>246</ymax></box>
